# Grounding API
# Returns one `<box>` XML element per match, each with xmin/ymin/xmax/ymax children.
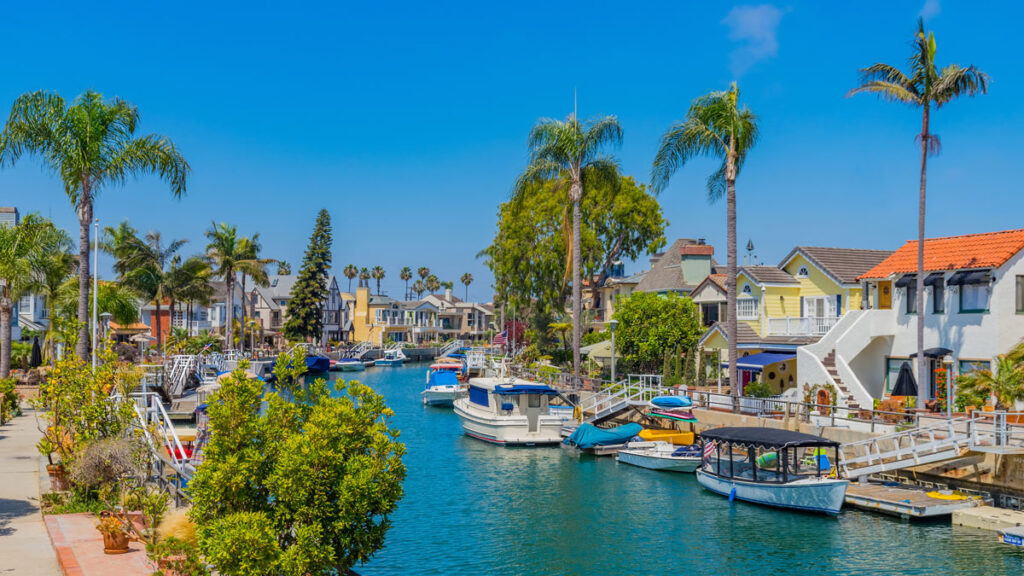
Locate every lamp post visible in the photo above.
<box><xmin>91</xmin><ymin>218</ymin><xmax>99</xmax><ymax>370</ymax></box>
<box><xmin>943</xmin><ymin>354</ymin><xmax>955</xmax><ymax>419</ymax></box>
<box><xmin>609</xmin><ymin>319</ymin><xmax>619</xmax><ymax>383</ymax></box>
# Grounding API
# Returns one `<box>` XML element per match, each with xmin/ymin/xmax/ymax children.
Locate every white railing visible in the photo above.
<box><xmin>114</xmin><ymin>392</ymin><xmax>196</xmax><ymax>483</ymax></box>
<box><xmin>378</xmin><ymin>318</ymin><xmax>440</xmax><ymax>327</ymax></box>
<box><xmin>738</xmin><ymin>394</ymin><xmax>786</xmax><ymax>415</ymax></box>
<box><xmin>838</xmin><ymin>416</ymin><xmax>971</xmax><ymax>478</ymax></box>
<box><xmin>767</xmin><ymin>316</ymin><xmax>839</xmax><ymax>336</ymax></box>
<box><xmin>969</xmin><ymin>411</ymin><xmax>1024</xmax><ymax>454</ymax></box>
<box><xmin>438</xmin><ymin>339</ymin><xmax>463</xmax><ymax>358</ymax></box>
<box><xmin>577</xmin><ymin>374</ymin><xmax>673</xmax><ymax>422</ymax></box>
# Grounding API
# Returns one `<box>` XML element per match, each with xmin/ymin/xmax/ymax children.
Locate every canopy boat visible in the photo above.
<box><xmin>453</xmin><ymin>378</ymin><xmax>565</xmax><ymax>445</ymax></box>
<box><xmin>332</xmin><ymin>358</ymin><xmax>365</xmax><ymax>372</ymax></box>
<box><xmin>422</xmin><ymin>368</ymin><xmax>465</xmax><ymax>407</ymax></box>
<box><xmin>696</xmin><ymin>427</ymin><xmax>848</xmax><ymax>515</ymax></box>
<box><xmin>617</xmin><ymin>441</ymin><xmax>702</xmax><ymax>472</ymax></box>
<box><xmin>563</xmin><ymin>422</ymin><xmax>643</xmax><ymax>454</ymax></box>
<box><xmin>376</xmin><ymin>348</ymin><xmax>406</xmax><ymax>367</ymax></box>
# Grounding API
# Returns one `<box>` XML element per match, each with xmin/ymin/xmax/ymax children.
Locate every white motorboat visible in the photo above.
<box><xmin>695</xmin><ymin>427</ymin><xmax>848</xmax><ymax>515</ymax></box>
<box><xmin>377</xmin><ymin>348</ymin><xmax>406</xmax><ymax>367</ymax></box>
<box><xmin>332</xmin><ymin>358</ymin><xmax>365</xmax><ymax>372</ymax></box>
<box><xmin>453</xmin><ymin>377</ymin><xmax>565</xmax><ymax>446</ymax></box>
<box><xmin>616</xmin><ymin>441</ymin><xmax>702</xmax><ymax>472</ymax></box>
<box><xmin>421</xmin><ymin>365</ymin><xmax>466</xmax><ymax>407</ymax></box>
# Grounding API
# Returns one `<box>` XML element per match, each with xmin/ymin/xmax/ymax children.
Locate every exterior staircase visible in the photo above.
<box><xmin>821</xmin><ymin>349</ymin><xmax>859</xmax><ymax>410</ymax></box>
<box><xmin>838</xmin><ymin>417</ymin><xmax>971</xmax><ymax>479</ymax></box>
<box><xmin>437</xmin><ymin>339</ymin><xmax>463</xmax><ymax>358</ymax></box>
<box><xmin>578</xmin><ymin>375</ymin><xmax>670</xmax><ymax>424</ymax></box>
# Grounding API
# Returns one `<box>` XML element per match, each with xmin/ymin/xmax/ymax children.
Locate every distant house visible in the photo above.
<box><xmin>635</xmin><ymin>238</ymin><xmax>717</xmax><ymax>296</ymax></box>
<box><xmin>422</xmin><ymin>290</ymin><xmax>495</xmax><ymax>341</ymax></box>
<box><xmin>590</xmin><ymin>270</ymin><xmax>646</xmax><ymax>328</ymax></box>
<box><xmin>0</xmin><ymin>207</ymin><xmax>19</xmax><ymax>227</ymax></box>
<box><xmin>690</xmin><ymin>274</ymin><xmax>727</xmax><ymax>327</ymax></box>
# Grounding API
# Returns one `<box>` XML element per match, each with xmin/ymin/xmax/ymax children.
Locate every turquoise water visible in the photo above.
<box><xmin>336</xmin><ymin>364</ymin><xmax>1023</xmax><ymax>576</ymax></box>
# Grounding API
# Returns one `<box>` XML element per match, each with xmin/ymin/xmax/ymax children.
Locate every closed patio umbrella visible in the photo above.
<box><xmin>891</xmin><ymin>361</ymin><xmax>918</xmax><ymax>397</ymax></box>
<box><xmin>29</xmin><ymin>337</ymin><xmax>42</xmax><ymax>368</ymax></box>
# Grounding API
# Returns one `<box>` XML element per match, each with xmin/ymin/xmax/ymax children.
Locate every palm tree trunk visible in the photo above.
<box><xmin>225</xmin><ymin>274</ymin><xmax>234</xmax><ymax>351</ymax></box>
<box><xmin>47</xmin><ymin>299</ymin><xmax>58</xmax><ymax>362</ymax></box>
<box><xmin>0</xmin><ymin>298</ymin><xmax>12</xmax><ymax>378</ymax></box>
<box><xmin>239</xmin><ymin>274</ymin><xmax>247</xmax><ymax>354</ymax></box>
<box><xmin>916</xmin><ymin>105</ymin><xmax>930</xmax><ymax>409</ymax></box>
<box><xmin>76</xmin><ymin>192</ymin><xmax>93</xmax><ymax>360</ymax></box>
<box><xmin>726</xmin><ymin>170</ymin><xmax>739</xmax><ymax>406</ymax></box>
<box><xmin>155</xmin><ymin>299</ymin><xmax>163</xmax><ymax>355</ymax></box>
<box><xmin>571</xmin><ymin>183</ymin><xmax>583</xmax><ymax>384</ymax></box>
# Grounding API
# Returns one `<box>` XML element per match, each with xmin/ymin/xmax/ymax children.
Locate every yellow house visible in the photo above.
<box><xmin>698</xmin><ymin>247</ymin><xmax>892</xmax><ymax>394</ymax></box>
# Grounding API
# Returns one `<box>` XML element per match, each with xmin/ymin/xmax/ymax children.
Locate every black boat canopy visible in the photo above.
<box><xmin>700</xmin><ymin>427</ymin><xmax>840</xmax><ymax>449</ymax></box>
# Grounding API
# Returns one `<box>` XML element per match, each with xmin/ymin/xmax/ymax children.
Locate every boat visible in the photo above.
<box><xmin>430</xmin><ymin>360</ymin><xmax>466</xmax><ymax>381</ymax></box>
<box><xmin>695</xmin><ymin>427</ymin><xmax>848</xmax><ymax>515</ymax></box>
<box><xmin>453</xmin><ymin>378</ymin><xmax>566</xmax><ymax>445</ymax></box>
<box><xmin>332</xmin><ymin>358</ymin><xmax>365</xmax><ymax>372</ymax></box>
<box><xmin>304</xmin><ymin>354</ymin><xmax>331</xmax><ymax>373</ymax></box>
<box><xmin>422</xmin><ymin>366</ymin><xmax>465</xmax><ymax>407</ymax></box>
<box><xmin>617</xmin><ymin>441</ymin><xmax>702</xmax><ymax>472</ymax></box>
<box><xmin>638</xmin><ymin>429</ymin><xmax>695</xmax><ymax>445</ymax></box>
<box><xmin>563</xmin><ymin>422</ymin><xmax>643</xmax><ymax>454</ymax></box>
<box><xmin>376</xmin><ymin>348</ymin><xmax>406</xmax><ymax>367</ymax></box>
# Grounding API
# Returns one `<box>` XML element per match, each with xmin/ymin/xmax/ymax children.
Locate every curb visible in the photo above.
<box><xmin>44</xmin><ymin>515</ymin><xmax>85</xmax><ymax>576</ymax></box>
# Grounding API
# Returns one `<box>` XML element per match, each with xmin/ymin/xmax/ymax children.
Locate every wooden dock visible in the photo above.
<box><xmin>845</xmin><ymin>482</ymin><xmax>984</xmax><ymax>519</ymax></box>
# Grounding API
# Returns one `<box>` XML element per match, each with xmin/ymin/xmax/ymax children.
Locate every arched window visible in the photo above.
<box><xmin>741</xmin><ymin>284</ymin><xmax>752</xmax><ymax>295</ymax></box>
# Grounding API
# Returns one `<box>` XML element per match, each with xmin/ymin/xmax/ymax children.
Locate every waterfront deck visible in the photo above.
<box><xmin>844</xmin><ymin>481</ymin><xmax>984</xmax><ymax>518</ymax></box>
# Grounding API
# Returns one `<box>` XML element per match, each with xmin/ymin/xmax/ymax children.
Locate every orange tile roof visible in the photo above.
<box><xmin>708</xmin><ymin>274</ymin><xmax>727</xmax><ymax>290</ymax></box>
<box><xmin>858</xmin><ymin>228</ymin><xmax>1024</xmax><ymax>280</ymax></box>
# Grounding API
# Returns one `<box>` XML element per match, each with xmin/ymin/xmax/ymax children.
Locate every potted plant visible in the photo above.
<box><xmin>37</xmin><ymin>438</ymin><xmax>69</xmax><ymax>491</ymax></box>
<box><xmin>97</xmin><ymin>511</ymin><xmax>131</xmax><ymax>554</ymax></box>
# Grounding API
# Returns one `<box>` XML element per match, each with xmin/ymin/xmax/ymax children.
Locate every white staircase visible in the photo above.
<box><xmin>579</xmin><ymin>375</ymin><xmax>670</xmax><ymax>424</ymax></box>
<box><xmin>438</xmin><ymin>339</ymin><xmax>463</xmax><ymax>358</ymax></box>
<box><xmin>346</xmin><ymin>340</ymin><xmax>373</xmax><ymax>359</ymax></box>
<box><xmin>166</xmin><ymin>355</ymin><xmax>200</xmax><ymax>397</ymax></box>
<box><xmin>838</xmin><ymin>417</ymin><xmax>971</xmax><ymax>479</ymax></box>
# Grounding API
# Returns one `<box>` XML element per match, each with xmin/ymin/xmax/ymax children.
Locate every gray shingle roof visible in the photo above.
<box><xmin>782</xmin><ymin>246</ymin><xmax>894</xmax><ymax>285</ymax></box>
<box><xmin>636</xmin><ymin>238</ymin><xmax>713</xmax><ymax>293</ymax></box>
<box><xmin>700</xmin><ymin>322</ymin><xmax>820</xmax><ymax>347</ymax></box>
<box><xmin>740</xmin><ymin>266</ymin><xmax>798</xmax><ymax>285</ymax></box>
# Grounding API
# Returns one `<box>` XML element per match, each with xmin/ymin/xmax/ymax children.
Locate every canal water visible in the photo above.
<box><xmin>333</xmin><ymin>364</ymin><xmax>1023</xmax><ymax>576</ymax></box>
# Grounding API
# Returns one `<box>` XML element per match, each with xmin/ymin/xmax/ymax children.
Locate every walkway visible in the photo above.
<box><xmin>0</xmin><ymin>408</ymin><xmax>61</xmax><ymax>575</ymax></box>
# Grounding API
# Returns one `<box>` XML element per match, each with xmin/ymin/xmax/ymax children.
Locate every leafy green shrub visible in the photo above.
<box><xmin>743</xmin><ymin>380</ymin><xmax>775</xmax><ymax>398</ymax></box>
<box><xmin>0</xmin><ymin>377</ymin><xmax>21</xmax><ymax>424</ymax></box>
<box><xmin>612</xmin><ymin>292</ymin><xmax>702</xmax><ymax>373</ymax></box>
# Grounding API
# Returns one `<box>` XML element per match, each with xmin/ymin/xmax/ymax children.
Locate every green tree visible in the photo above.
<box><xmin>411</xmin><ymin>280</ymin><xmax>425</xmax><ymax>299</ymax></box>
<box><xmin>284</xmin><ymin>210</ymin><xmax>332</xmax><ymax>342</ymax></box>
<box><xmin>460</xmin><ymin>272</ymin><xmax>474</xmax><ymax>301</ymax></box>
<box><xmin>611</xmin><ymin>292</ymin><xmax>702</xmax><ymax>374</ymax></box>
<box><xmin>485</xmin><ymin>174</ymin><xmax>665</xmax><ymax>339</ymax></box>
<box><xmin>514</xmin><ymin>112</ymin><xmax>622</xmax><ymax>382</ymax></box>
<box><xmin>343</xmin><ymin>264</ymin><xmax>358</xmax><ymax>292</ymax></box>
<box><xmin>32</xmin><ymin>225</ymin><xmax>75</xmax><ymax>362</ymax></box>
<box><xmin>652</xmin><ymin>82</ymin><xmax>759</xmax><ymax>402</ymax></box>
<box><xmin>236</xmin><ymin>235</ymin><xmax>274</xmax><ymax>354</ymax></box>
<box><xmin>400</xmin><ymin>267</ymin><xmax>413</xmax><ymax>299</ymax></box>
<box><xmin>0</xmin><ymin>214</ymin><xmax>51</xmax><ymax>377</ymax></box>
<box><xmin>417</xmin><ymin>267</ymin><xmax>430</xmax><ymax>282</ymax></box>
<box><xmin>440</xmin><ymin>280</ymin><xmax>454</xmax><ymax>292</ymax></box>
<box><xmin>118</xmin><ymin>231</ymin><xmax>187</xmax><ymax>351</ymax></box>
<box><xmin>956</xmin><ymin>355</ymin><xmax>1024</xmax><ymax>410</ymax></box>
<box><xmin>358</xmin><ymin>267</ymin><xmax>370</xmax><ymax>289</ymax></box>
<box><xmin>697</xmin><ymin>345</ymin><xmax>708</xmax><ymax>388</ymax></box>
<box><xmin>849</xmin><ymin>19</ymin><xmax>988</xmax><ymax>408</ymax></box>
<box><xmin>188</xmin><ymin>350</ymin><xmax>405</xmax><ymax>575</ymax></box>
<box><xmin>0</xmin><ymin>90</ymin><xmax>189</xmax><ymax>360</ymax></box>
<box><xmin>205</xmin><ymin>223</ymin><xmax>245</xmax><ymax>351</ymax></box>
<box><xmin>171</xmin><ymin>257</ymin><xmax>214</xmax><ymax>335</ymax></box>
<box><xmin>683</xmin><ymin>344</ymin><xmax>696</xmax><ymax>385</ymax></box>
<box><xmin>371</xmin><ymin>266</ymin><xmax>386</xmax><ymax>295</ymax></box>
<box><xmin>276</xmin><ymin>261</ymin><xmax>291</xmax><ymax>275</ymax></box>
<box><xmin>425</xmin><ymin>275</ymin><xmax>440</xmax><ymax>295</ymax></box>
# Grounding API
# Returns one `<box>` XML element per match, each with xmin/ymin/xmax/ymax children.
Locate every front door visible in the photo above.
<box><xmin>878</xmin><ymin>281</ymin><xmax>892</xmax><ymax>310</ymax></box>
<box><xmin>741</xmin><ymin>370</ymin><xmax>753</xmax><ymax>394</ymax></box>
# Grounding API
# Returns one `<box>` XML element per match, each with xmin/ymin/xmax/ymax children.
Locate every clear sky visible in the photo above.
<box><xmin>1</xmin><ymin>1</ymin><xmax>1020</xmax><ymax>301</ymax></box>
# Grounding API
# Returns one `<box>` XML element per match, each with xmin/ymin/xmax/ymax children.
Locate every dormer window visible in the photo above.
<box><xmin>797</xmin><ymin>266</ymin><xmax>809</xmax><ymax>278</ymax></box>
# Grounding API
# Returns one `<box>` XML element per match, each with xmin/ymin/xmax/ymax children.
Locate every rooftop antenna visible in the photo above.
<box><xmin>745</xmin><ymin>239</ymin><xmax>755</xmax><ymax>266</ymax></box>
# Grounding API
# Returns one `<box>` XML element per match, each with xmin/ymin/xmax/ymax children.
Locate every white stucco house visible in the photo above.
<box><xmin>798</xmin><ymin>228</ymin><xmax>1024</xmax><ymax>408</ymax></box>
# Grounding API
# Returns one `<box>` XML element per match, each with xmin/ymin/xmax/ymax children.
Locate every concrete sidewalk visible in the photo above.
<box><xmin>0</xmin><ymin>408</ymin><xmax>61</xmax><ymax>575</ymax></box>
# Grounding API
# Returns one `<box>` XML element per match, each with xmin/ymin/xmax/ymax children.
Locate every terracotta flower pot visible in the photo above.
<box><xmin>46</xmin><ymin>464</ymin><xmax>69</xmax><ymax>492</ymax></box>
<box><xmin>102</xmin><ymin>531</ymin><xmax>130</xmax><ymax>554</ymax></box>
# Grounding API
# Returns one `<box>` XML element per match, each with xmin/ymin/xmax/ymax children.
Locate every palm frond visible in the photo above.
<box><xmin>932</xmin><ymin>64</ymin><xmax>990</xmax><ymax>106</ymax></box>
<box><xmin>651</xmin><ymin>117</ymin><xmax>726</xmax><ymax>194</ymax></box>
<box><xmin>847</xmin><ymin>81</ymin><xmax>921</xmax><ymax>105</ymax></box>
<box><xmin>106</xmin><ymin>134</ymin><xmax>190</xmax><ymax>197</ymax></box>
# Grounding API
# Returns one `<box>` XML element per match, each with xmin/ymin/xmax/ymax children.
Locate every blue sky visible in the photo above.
<box><xmin>1</xmin><ymin>1</ymin><xmax>1020</xmax><ymax>301</ymax></box>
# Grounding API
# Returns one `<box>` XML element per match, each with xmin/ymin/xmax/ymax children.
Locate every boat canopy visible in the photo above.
<box><xmin>428</xmin><ymin>371</ymin><xmax>459</xmax><ymax>387</ymax></box>
<box><xmin>563</xmin><ymin>423</ymin><xmax>643</xmax><ymax>449</ymax></box>
<box><xmin>700</xmin><ymin>427</ymin><xmax>839</xmax><ymax>449</ymax></box>
<box><xmin>493</xmin><ymin>384</ymin><xmax>558</xmax><ymax>396</ymax></box>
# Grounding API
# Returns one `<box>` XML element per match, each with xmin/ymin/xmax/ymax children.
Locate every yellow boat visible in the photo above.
<box><xmin>638</xmin><ymin>430</ymin><xmax>694</xmax><ymax>445</ymax></box>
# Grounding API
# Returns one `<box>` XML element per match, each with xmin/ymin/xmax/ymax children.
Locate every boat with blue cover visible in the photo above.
<box><xmin>563</xmin><ymin>423</ymin><xmax>643</xmax><ymax>452</ymax></box>
<box><xmin>453</xmin><ymin>377</ymin><xmax>571</xmax><ymax>445</ymax></box>
<box><xmin>422</xmin><ymin>365</ymin><xmax>466</xmax><ymax>407</ymax></box>
<box><xmin>696</xmin><ymin>427</ymin><xmax>848</xmax><ymax>515</ymax></box>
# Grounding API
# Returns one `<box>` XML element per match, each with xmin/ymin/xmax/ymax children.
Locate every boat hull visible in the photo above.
<box><xmin>337</xmin><ymin>362</ymin><xmax>365</xmax><ymax>372</ymax></box>
<box><xmin>376</xmin><ymin>359</ymin><xmax>404</xmax><ymax>367</ymax></box>
<box><xmin>422</xmin><ymin>386</ymin><xmax>464</xmax><ymax>407</ymax></box>
<box><xmin>695</xmin><ymin>469</ymin><xmax>848</xmax><ymax>515</ymax></box>
<box><xmin>453</xmin><ymin>400</ymin><xmax>564</xmax><ymax>446</ymax></box>
<box><xmin>617</xmin><ymin>450</ymin><xmax>701</xmax><ymax>472</ymax></box>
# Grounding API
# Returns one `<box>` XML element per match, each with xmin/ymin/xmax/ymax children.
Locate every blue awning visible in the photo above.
<box><xmin>494</xmin><ymin>384</ymin><xmax>558</xmax><ymax>396</ymax></box>
<box><xmin>722</xmin><ymin>352</ymin><xmax>795</xmax><ymax>373</ymax></box>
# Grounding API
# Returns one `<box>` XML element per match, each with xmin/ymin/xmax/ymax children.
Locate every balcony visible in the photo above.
<box><xmin>379</xmin><ymin>318</ymin><xmax>439</xmax><ymax>328</ymax></box>
<box><xmin>767</xmin><ymin>316</ymin><xmax>839</xmax><ymax>337</ymax></box>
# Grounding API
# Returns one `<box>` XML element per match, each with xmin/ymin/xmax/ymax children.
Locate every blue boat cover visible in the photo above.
<box><xmin>650</xmin><ymin>395</ymin><xmax>693</xmax><ymax>408</ymax></box>
<box><xmin>428</xmin><ymin>371</ymin><xmax>459</xmax><ymax>387</ymax></box>
<box><xmin>448</xmin><ymin>353</ymin><xmax>466</xmax><ymax>358</ymax></box>
<box><xmin>494</xmin><ymin>384</ymin><xmax>558</xmax><ymax>396</ymax></box>
<box><xmin>563</xmin><ymin>423</ymin><xmax>643</xmax><ymax>449</ymax></box>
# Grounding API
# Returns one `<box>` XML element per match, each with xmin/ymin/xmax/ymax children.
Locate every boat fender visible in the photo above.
<box><xmin>729</xmin><ymin>487</ymin><xmax>736</xmax><ymax>502</ymax></box>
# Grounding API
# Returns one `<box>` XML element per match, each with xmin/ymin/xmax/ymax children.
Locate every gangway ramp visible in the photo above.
<box><xmin>839</xmin><ymin>417</ymin><xmax>971</xmax><ymax>479</ymax></box>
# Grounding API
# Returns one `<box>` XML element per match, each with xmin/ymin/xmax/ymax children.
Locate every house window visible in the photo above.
<box><xmin>959</xmin><ymin>359</ymin><xmax>990</xmax><ymax>375</ymax></box>
<box><xmin>1016</xmin><ymin>275</ymin><xmax>1024</xmax><ymax>313</ymax></box>
<box><xmin>741</xmin><ymin>284</ymin><xmax>752</xmax><ymax>295</ymax></box>
<box><xmin>796</xmin><ymin>266</ymin><xmax>809</xmax><ymax>278</ymax></box>
<box><xmin>960</xmin><ymin>284</ymin><xmax>989</xmax><ymax>313</ymax></box>
<box><xmin>906</xmin><ymin>283</ymin><xmax>917</xmax><ymax>314</ymax></box>
<box><xmin>932</xmin><ymin>278</ymin><xmax>945</xmax><ymax>314</ymax></box>
<box><xmin>737</xmin><ymin>298</ymin><xmax>758</xmax><ymax>320</ymax></box>
<box><xmin>701</xmin><ymin>302</ymin><xmax>719</xmax><ymax>327</ymax></box>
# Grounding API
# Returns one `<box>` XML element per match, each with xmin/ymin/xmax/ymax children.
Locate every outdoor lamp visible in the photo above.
<box><xmin>943</xmin><ymin>354</ymin><xmax>954</xmax><ymax>419</ymax></box>
<box><xmin>609</xmin><ymin>319</ymin><xmax>619</xmax><ymax>383</ymax></box>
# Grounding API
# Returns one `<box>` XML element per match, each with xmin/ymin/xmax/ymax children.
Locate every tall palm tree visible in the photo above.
<box><xmin>425</xmin><ymin>274</ymin><xmax>441</xmax><ymax>295</ymax></box>
<box><xmin>101</xmin><ymin>220</ymin><xmax>141</xmax><ymax>279</ymax></box>
<box><xmin>119</xmin><ymin>231</ymin><xmax>188</xmax><ymax>351</ymax></box>
<box><xmin>359</xmin><ymin>267</ymin><xmax>371</xmax><ymax>289</ymax></box>
<box><xmin>440</xmin><ymin>280</ymin><xmax>454</xmax><ymax>292</ymax></box>
<box><xmin>33</xmin><ymin>226</ymin><xmax>76</xmax><ymax>361</ymax></box>
<box><xmin>412</xmin><ymin>280</ymin><xmax>426</xmax><ymax>299</ymax></box>
<box><xmin>515</xmin><ymin>112</ymin><xmax>622</xmax><ymax>382</ymax></box>
<box><xmin>235</xmin><ymin>234</ymin><xmax>273</xmax><ymax>353</ymax></box>
<box><xmin>400</xmin><ymin>267</ymin><xmax>413</xmax><ymax>300</ymax></box>
<box><xmin>417</xmin><ymin>267</ymin><xmax>430</xmax><ymax>282</ymax></box>
<box><xmin>205</xmin><ymin>223</ymin><xmax>245</xmax><ymax>351</ymax></box>
<box><xmin>371</xmin><ymin>266</ymin><xmax>386</xmax><ymax>295</ymax></box>
<box><xmin>651</xmin><ymin>83</ymin><xmax>758</xmax><ymax>403</ymax></box>
<box><xmin>849</xmin><ymin>20</ymin><xmax>988</xmax><ymax>408</ymax></box>
<box><xmin>0</xmin><ymin>214</ymin><xmax>49</xmax><ymax>377</ymax></box>
<box><xmin>343</xmin><ymin>264</ymin><xmax>358</xmax><ymax>292</ymax></box>
<box><xmin>460</xmin><ymin>273</ymin><xmax>474</xmax><ymax>301</ymax></box>
<box><xmin>171</xmin><ymin>257</ymin><xmax>213</xmax><ymax>336</ymax></box>
<box><xmin>0</xmin><ymin>90</ymin><xmax>189</xmax><ymax>360</ymax></box>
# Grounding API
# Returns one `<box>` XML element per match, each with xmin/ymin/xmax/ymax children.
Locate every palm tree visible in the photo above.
<box><xmin>0</xmin><ymin>90</ymin><xmax>189</xmax><ymax>360</ymax></box>
<box><xmin>235</xmin><ymin>235</ymin><xmax>273</xmax><ymax>354</ymax></box>
<box><xmin>0</xmin><ymin>214</ymin><xmax>49</xmax><ymax>377</ymax></box>
<box><xmin>412</xmin><ymin>280</ymin><xmax>426</xmax><ymax>299</ymax></box>
<box><xmin>33</xmin><ymin>226</ymin><xmax>76</xmax><ymax>361</ymax></box>
<box><xmin>849</xmin><ymin>20</ymin><xmax>988</xmax><ymax>408</ymax></box>
<box><xmin>957</xmin><ymin>355</ymin><xmax>1024</xmax><ymax>410</ymax></box>
<box><xmin>172</xmin><ymin>257</ymin><xmax>213</xmax><ymax>335</ymax></box>
<box><xmin>359</xmin><ymin>267</ymin><xmax>371</xmax><ymax>289</ymax></box>
<box><xmin>119</xmin><ymin>231</ymin><xmax>188</xmax><ymax>351</ymax></box>
<box><xmin>515</xmin><ymin>112</ymin><xmax>622</xmax><ymax>382</ymax></box>
<box><xmin>371</xmin><ymin>266</ymin><xmax>386</xmax><ymax>295</ymax></box>
<box><xmin>101</xmin><ymin>220</ymin><xmax>141</xmax><ymax>279</ymax></box>
<box><xmin>425</xmin><ymin>274</ymin><xmax>440</xmax><ymax>295</ymax></box>
<box><xmin>651</xmin><ymin>83</ymin><xmax>758</xmax><ymax>403</ymax></box>
<box><xmin>460</xmin><ymin>272</ymin><xmax>474</xmax><ymax>301</ymax></box>
<box><xmin>205</xmin><ymin>223</ymin><xmax>245</xmax><ymax>352</ymax></box>
<box><xmin>440</xmin><ymin>280</ymin><xmax>454</xmax><ymax>292</ymax></box>
<box><xmin>343</xmin><ymin>264</ymin><xmax>358</xmax><ymax>292</ymax></box>
<box><xmin>417</xmin><ymin>267</ymin><xmax>430</xmax><ymax>282</ymax></box>
<box><xmin>400</xmin><ymin>267</ymin><xmax>413</xmax><ymax>299</ymax></box>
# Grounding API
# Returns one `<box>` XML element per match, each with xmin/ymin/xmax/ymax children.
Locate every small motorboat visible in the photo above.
<box><xmin>563</xmin><ymin>422</ymin><xmax>643</xmax><ymax>454</ymax></box>
<box><xmin>304</xmin><ymin>354</ymin><xmax>331</xmax><ymax>373</ymax></box>
<box><xmin>696</xmin><ymin>427</ymin><xmax>848</xmax><ymax>515</ymax></box>
<box><xmin>617</xmin><ymin>441</ymin><xmax>702</xmax><ymax>472</ymax></box>
<box><xmin>376</xmin><ymin>349</ymin><xmax>406</xmax><ymax>367</ymax></box>
<box><xmin>453</xmin><ymin>378</ymin><xmax>565</xmax><ymax>445</ymax></box>
<box><xmin>333</xmin><ymin>358</ymin><xmax>365</xmax><ymax>372</ymax></box>
<box><xmin>422</xmin><ymin>367</ymin><xmax>465</xmax><ymax>407</ymax></box>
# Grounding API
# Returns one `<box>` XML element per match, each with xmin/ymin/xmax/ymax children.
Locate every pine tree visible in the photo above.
<box><xmin>683</xmin><ymin>345</ymin><xmax>696</xmax><ymax>385</ymax></box>
<box><xmin>662</xmin><ymin>350</ymin><xmax>673</xmax><ymax>384</ymax></box>
<box><xmin>697</xmin><ymin>345</ymin><xmax>708</xmax><ymax>388</ymax></box>
<box><xmin>673</xmin><ymin>347</ymin><xmax>683</xmax><ymax>386</ymax></box>
<box><xmin>283</xmin><ymin>209</ymin><xmax>333</xmax><ymax>342</ymax></box>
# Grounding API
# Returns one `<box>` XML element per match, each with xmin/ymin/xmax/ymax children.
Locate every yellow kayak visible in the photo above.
<box><xmin>638</xmin><ymin>430</ymin><xmax>694</xmax><ymax>445</ymax></box>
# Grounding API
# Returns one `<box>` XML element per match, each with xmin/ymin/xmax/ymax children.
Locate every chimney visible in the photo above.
<box><xmin>445</xmin><ymin>288</ymin><xmax>452</xmax><ymax>300</ymax></box>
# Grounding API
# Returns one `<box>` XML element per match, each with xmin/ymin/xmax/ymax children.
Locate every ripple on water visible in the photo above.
<box><xmin>338</xmin><ymin>366</ymin><xmax>1024</xmax><ymax>576</ymax></box>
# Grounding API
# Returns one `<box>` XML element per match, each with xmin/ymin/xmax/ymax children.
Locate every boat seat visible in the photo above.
<box><xmin>501</xmin><ymin>402</ymin><xmax>515</xmax><ymax>413</ymax></box>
